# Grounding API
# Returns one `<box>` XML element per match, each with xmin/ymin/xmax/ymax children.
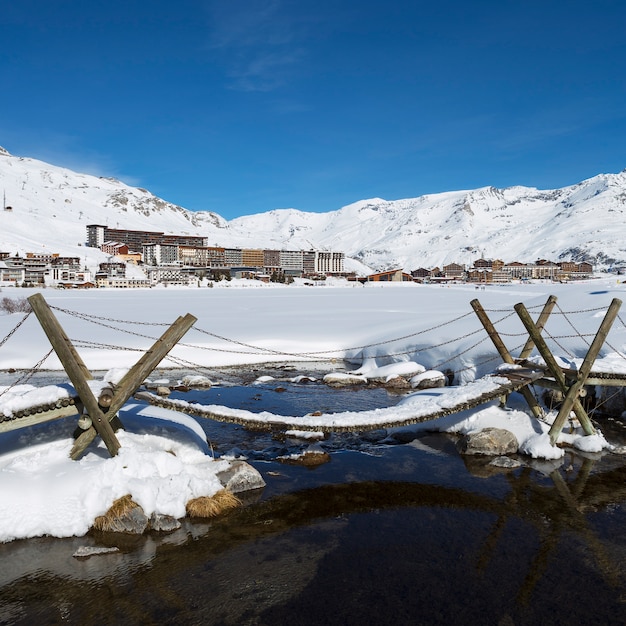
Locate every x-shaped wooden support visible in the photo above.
<box><xmin>27</xmin><ymin>293</ymin><xmax>197</xmax><ymax>459</ymax></box>
<box><xmin>514</xmin><ymin>298</ymin><xmax>621</xmax><ymax>445</ymax></box>
<box><xmin>470</xmin><ymin>295</ymin><xmax>557</xmax><ymax>420</ymax></box>
<box><xmin>472</xmin><ymin>295</ymin><xmax>622</xmax><ymax>445</ymax></box>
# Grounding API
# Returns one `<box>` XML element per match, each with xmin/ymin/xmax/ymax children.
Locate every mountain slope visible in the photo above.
<box><xmin>1</xmin><ymin>146</ymin><xmax>626</xmax><ymax>274</ymax></box>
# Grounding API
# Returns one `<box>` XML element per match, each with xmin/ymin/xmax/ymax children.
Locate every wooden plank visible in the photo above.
<box><xmin>0</xmin><ymin>404</ymin><xmax>80</xmax><ymax>433</ymax></box>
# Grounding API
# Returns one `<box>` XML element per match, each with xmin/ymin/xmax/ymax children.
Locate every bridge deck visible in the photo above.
<box><xmin>133</xmin><ymin>370</ymin><xmax>545</xmax><ymax>433</ymax></box>
<box><xmin>2</xmin><ymin>366</ymin><xmax>626</xmax><ymax>436</ymax></box>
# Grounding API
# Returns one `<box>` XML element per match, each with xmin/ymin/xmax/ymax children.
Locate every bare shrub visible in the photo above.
<box><xmin>0</xmin><ymin>297</ymin><xmax>31</xmax><ymax>314</ymax></box>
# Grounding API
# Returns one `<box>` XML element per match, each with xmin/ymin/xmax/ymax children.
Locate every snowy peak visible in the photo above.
<box><xmin>1</xmin><ymin>146</ymin><xmax>626</xmax><ymax>274</ymax></box>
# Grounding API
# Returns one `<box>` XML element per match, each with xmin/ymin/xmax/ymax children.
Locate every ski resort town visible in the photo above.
<box><xmin>0</xmin><ymin>224</ymin><xmax>594</xmax><ymax>288</ymax></box>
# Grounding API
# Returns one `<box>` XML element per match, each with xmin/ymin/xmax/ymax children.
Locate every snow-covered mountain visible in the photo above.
<box><xmin>1</xmin><ymin>145</ymin><xmax>626</xmax><ymax>275</ymax></box>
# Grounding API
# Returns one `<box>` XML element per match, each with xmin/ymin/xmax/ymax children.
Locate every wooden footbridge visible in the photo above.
<box><xmin>1</xmin><ymin>293</ymin><xmax>625</xmax><ymax>458</ymax></box>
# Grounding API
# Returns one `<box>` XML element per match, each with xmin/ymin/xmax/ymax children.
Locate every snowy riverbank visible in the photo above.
<box><xmin>1</xmin><ymin>279</ymin><xmax>626</xmax><ymax>541</ymax></box>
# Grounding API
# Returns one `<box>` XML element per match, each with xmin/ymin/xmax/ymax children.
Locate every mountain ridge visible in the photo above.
<box><xmin>1</xmin><ymin>146</ymin><xmax>625</xmax><ymax>274</ymax></box>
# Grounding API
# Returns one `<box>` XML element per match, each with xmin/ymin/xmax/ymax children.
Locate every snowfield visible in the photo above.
<box><xmin>0</xmin><ymin>278</ymin><xmax>625</xmax><ymax>541</ymax></box>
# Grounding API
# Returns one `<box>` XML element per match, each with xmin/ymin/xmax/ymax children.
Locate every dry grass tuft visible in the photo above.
<box><xmin>186</xmin><ymin>489</ymin><xmax>241</xmax><ymax>518</ymax></box>
<box><xmin>93</xmin><ymin>495</ymin><xmax>139</xmax><ymax>532</ymax></box>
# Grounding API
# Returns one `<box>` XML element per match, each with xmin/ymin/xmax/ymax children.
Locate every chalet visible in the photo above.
<box><xmin>98</xmin><ymin>262</ymin><xmax>126</xmax><ymax>278</ymax></box>
<box><xmin>467</xmin><ymin>268</ymin><xmax>492</xmax><ymax>283</ymax></box>
<box><xmin>534</xmin><ymin>259</ymin><xmax>559</xmax><ymax>280</ymax></box>
<box><xmin>411</xmin><ymin>267</ymin><xmax>432</xmax><ymax>281</ymax></box>
<box><xmin>473</xmin><ymin>258</ymin><xmax>492</xmax><ymax>269</ymax></box>
<box><xmin>365</xmin><ymin>269</ymin><xmax>413</xmax><ymax>282</ymax></box>
<box><xmin>558</xmin><ymin>261</ymin><xmax>594</xmax><ymax>281</ymax></box>
<box><xmin>101</xmin><ymin>241</ymin><xmax>130</xmax><ymax>256</ymax></box>
<box><xmin>443</xmin><ymin>263</ymin><xmax>465</xmax><ymax>280</ymax></box>
<box><xmin>57</xmin><ymin>281</ymin><xmax>95</xmax><ymax>289</ymax></box>
<box><xmin>504</xmin><ymin>261</ymin><xmax>533</xmax><ymax>280</ymax></box>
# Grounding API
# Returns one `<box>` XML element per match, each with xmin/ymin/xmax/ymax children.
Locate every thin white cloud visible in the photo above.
<box><xmin>204</xmin><ymin>0</ymin><xmax>308</xmax><ymax>91</ymax></box>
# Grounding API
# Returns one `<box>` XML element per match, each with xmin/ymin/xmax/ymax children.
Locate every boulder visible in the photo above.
<box><xmin>410</xmin><ymin>370</ymin><xmax>446</xmax><ymax>389</ymax></box>
<box><xmin>384</xmin><ymin>375</ymin><xmax>411</xmax><ymax>390</ymax></box>
<box><xmin>150</xmin><ymin>513</ymin><xmax>182</xmax><ymax>533</ymax></box>
<box><xmin>216</xmin><ymin>460</ymin><xmax>266</xmax><ymax>494</ymax></box>
<box><xmin>322</xmin><ymin>372</ymin><xmax>368</xmax><ymax>387</ymax></box>
<box><xmin>98</xmin><ymin>504</ymin><xmax>149</xmax><ymax>535</ymax></box>
<box><xmin>457</xmin><ymin>428</ymin><xmax>519</xmax><ymax>456</ymax></box>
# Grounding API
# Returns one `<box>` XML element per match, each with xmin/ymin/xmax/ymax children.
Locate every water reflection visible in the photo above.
<box><xmin>0</xmin><ymin>438</ymin><xmax>624</xmax><ymax>625</ymax></box>
<box><xmin>1</xmin><ymin>373</ymin><xmax>625</xmax><ymax>624</ymax></box>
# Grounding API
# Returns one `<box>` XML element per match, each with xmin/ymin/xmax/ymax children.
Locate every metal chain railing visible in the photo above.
<box><xmin>0</xmin><ymin>348</ymin><xmax>54</xmax><ymax>399</ymax></box>
<box><xmin>0</xmin><ymin>311</ymin><xmax>32</xmax><ymax>350</ymax></box>
<box><xmin>2</xmin><ymin>299</ymin><xmax>624</xmax><ymax>384</ymax></box>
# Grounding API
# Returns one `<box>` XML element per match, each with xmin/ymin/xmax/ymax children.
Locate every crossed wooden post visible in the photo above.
<box><xmin>27</xmin><ymin>293</ymin><xmax>197</xmax><ymax>460</ymax></box>
<box><xmin>515</xmin><ymin>298</ymin><xmax>621</xmax><ymax>444</ymax></box>
<box><xmin>471</xmin><ymin>294</ymin><xmax>622</xmax><ymax>446</ymax></box>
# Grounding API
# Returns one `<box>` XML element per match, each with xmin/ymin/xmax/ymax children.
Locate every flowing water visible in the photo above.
<box><xmin>1</xmin><ymin>366</ymin><xmax>625</xmax><ymax>625</ymax></box>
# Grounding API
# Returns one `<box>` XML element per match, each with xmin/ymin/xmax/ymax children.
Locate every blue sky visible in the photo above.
<box><xmin>1</xmin><ymin>0</ymin><xmax>625</xmax><ymax>219</ymax></box>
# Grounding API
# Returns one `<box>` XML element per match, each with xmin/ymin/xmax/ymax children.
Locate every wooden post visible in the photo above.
<box><xmin>519</xmin><ymin>295</ymin><xmax>557</xmax><ymax>360</ymax></box>
<box><xmin>546</xmin><ymin>298</ymin><xmax>621</xmax><ymax>443</ymax></box>
<box><xmin>27</xmin><ymin>293</ymin><xmax>94</xmax><ymax>381</ymax></box>
<box><xmin>109</xmin><ymin>313</ymin><xmax>197</xmax><ymax>415</ymax></box>
<box><xmin>27</xmin><ymin>293</ymin><xmax>121</xmax><ymax>457</ymax></box>
<box><xmin>470</xmin><ymin>299</ymin><xmax>514</xmax><ymax>365</ymax></box>
<box><xmin>514</xmin><ymin>299</ymin><xmax>621</xmax><ymax>444</ymax></box>
<box><xmin>470</xmin><ymin>298</ymin><xmax>544</xmax><ymax>419</ymax></box>
<box><xmin>70</xmin><ymin>312</ymin><xmax>197</xmax><ymax>459</ymax></box>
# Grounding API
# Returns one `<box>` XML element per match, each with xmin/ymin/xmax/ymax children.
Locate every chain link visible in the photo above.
<box><xmin>0</xmin><ymin>348</ymin><xmax>54</xmax><ymax>399</ymax></box>
<box><xmin>2</xmin><ymin>300</ymin><xmax>624</xmax><ymax>382</ymax></box>
<box><xmin>0</xmin><ymin>311</ymin><xmax>32</xmax><ymax>349</ymax></box>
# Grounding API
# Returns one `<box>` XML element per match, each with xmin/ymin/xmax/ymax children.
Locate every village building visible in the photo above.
<box><xmin>101</xmin><ymin>241</ymin><xmax>130</xmax><ymax>256</ymax></box>
<box><xmin>280</xmin><ymin>250</ymin><xmax>305</xmax><ymax>277</ymax></box>
<box><xmin>224</xmin><ymin>248</ymin><xmax>243</xmax><ymax>267</ymax></box>
<box><xmin>49</xmin><ymin>257</ymin><xmax>86</xmax><ymax>284</ymax></box>
<box><xmin>365</xmin><ymin>269</ymin><xmax>413</xmax><ymax>282</ymax></box>
<box><xmin>144</xmin><ymin>266</ymin><xmax>194</xmax><ymax>287</ymax></box>
<box><xmin>467</xmin><ymin>268</ymin><xmax>493</xmax><ymax>283</ymax></box>
<box><xmin>86</xmin><ymin>225</ymin><xmax>207</xmax><ymax>250</ymax></box>
<box><xmin>142</xmin><ymin>243</ymin><xmax>179</xmax><ymax>266</ymax></box>
<box><xmin>0</xmin><ymin>257</ymin><xmax>26</xmax><ymax>284</ymax></box>
<box><xmin>95</xmin><ymin>276</ymin><xmax>151</xmax><ymax>288</ymax></box>
<box><xmin>503</xmin><ymin>261</ymin><xmax>534</xmax><ymax>280</ymax></box>
<box><xmin>263</xmin><ymin>249</ymin><xmax>281</xmax><ymax>275</ymax></box>
<box><xmin>411</xmin><ymin>267</ymin><xmax>432</xmax><ymax>281</ymax></box>
<box><xmin>178</xmin><ymin>245</ymin><xmax>226</xmax><ymax>268</ymax></box>
<box><xmin>443</xmin><ymin>263</ymin><xmax>466</xmax><ymax>280</ymax></box>
<box><xmin>241</xmin><ymin>248</ymin><xmax>264</xmax><ymax>269</ymax></box>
